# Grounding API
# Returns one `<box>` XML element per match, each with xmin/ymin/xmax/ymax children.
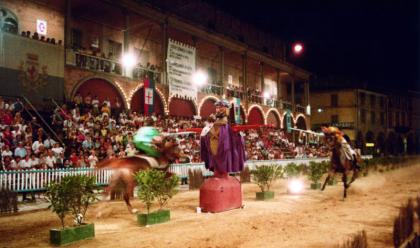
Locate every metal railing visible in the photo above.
<box><xmin>67</xmin><ymin>50</ymin><xmax>161</xmax><ymax>82</ymax></box>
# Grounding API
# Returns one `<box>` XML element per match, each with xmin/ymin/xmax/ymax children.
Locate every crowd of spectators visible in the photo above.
<box><xmin>20</xmin><ymin>30</ymin><xmax>62</xmax><ymax>46</ymax></box>
<box><xmin>0</xmin><ymin>96</ymin><xmax>328</xmax><ymax>172</ymax></box>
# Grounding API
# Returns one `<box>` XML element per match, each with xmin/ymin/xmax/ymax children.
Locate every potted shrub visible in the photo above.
<box><xmin>361</xmin><ymin>159</ymin><xmax>370</xmax><ymax>177</ymax></box>
<box><xmin>308</xmin><ymin>161</ymin><xmax>324</xmax><ymax>189</ymax></box>
<box><xmin>46</xmin><ymin>175</ymin><xmax>98</xmax><ymax>246</ymax></box>
<box><xmin>251</xmin><ymin>165</ymin><xmax>283</xmax><ymax>200</ymax></box>
<box><xmin>284</xmin><ymin>163</ymin><xmax>300</xmax><ymax>179</ymax></box>
<box><xmin>135</xmin><ymin>169</ymin><xmax>179</xmax><ymax>226</ymax></box>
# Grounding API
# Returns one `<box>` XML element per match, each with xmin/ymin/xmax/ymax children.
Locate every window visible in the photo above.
<box><xmin>371</xmin><ymin>111</ymin><xmax>375</xmax><ymax>124</ymax></box>
<box><xmin>331</xmin><ymin>115</ymin><xmax>339</xmax><ymax>124</ymax></box>
<box><xmin>396</xmin><ymin>112</ymin><xmax>400</xmax><ymax>126</ymax></box>
<box><xmin>71</xmin><ymin>28</ymin><xmax>82</xmax><ymax>49</ymax></box>
<box><xmin>389</xmin><ymin>112</ymin><xmax>393</xmax><ymax>127</ymax></box>
<box><xmin>331</xmin><ymin>94</ymin><xmax>338</xmax><ymax>107</ymax></box>
<box><xmin>361</xmin><ymin>109</ymin><xmax>366</xmax><ymax>123</ymax></box>
<box><xmin>380</xmin><ymin>97</ymin><xmax>385</xmax><ymax>108</ymax></box>
<box><xmin>108</xmin><ymin>40</ymin><xmax>122</xmax><ymax>59</ymax></box>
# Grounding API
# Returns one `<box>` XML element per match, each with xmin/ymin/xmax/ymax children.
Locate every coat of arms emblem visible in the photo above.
<box><xmin>18</xmin><ymin>53</ymin><xmax>48</xmax><ymax>92</ymax></box>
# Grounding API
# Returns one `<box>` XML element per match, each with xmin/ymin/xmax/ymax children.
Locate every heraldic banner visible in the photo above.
<box><xmin>0</xmin><ymin>31</ymin><xmax>64</xmax><ymax>105</ymax></box>
<box><xmin>167</xmin><ymin>39</ymin><xmax>197</xmax><ymax>101</ymax></box>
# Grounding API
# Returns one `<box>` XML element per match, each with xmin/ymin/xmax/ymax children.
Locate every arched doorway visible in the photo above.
<box><xmin>266</xmin><ymin>110</ymin><xmax>280</xmax><ymax>128</ymax></box>
<box><xmin>247</xmin><ymin>106</ymin><xmax>264</xmax><ymax>125</ymax></box>
<box><xmin>130</xmin><ymin>88</ymin><xmax>164</xmax><ymax>115</ymax></box>
<box><xmin>295</xmin><ymin>116</ymin><xmax>307</xmax><ymax>130</ymax></box>
<box><xmin>169</xmin><ymin>98</ymin><xmax>196</xmax><ymax>118</ymax></box>
<box><xmin>73</xmin><ymin>78</ymin><xmax>125</xmax><ymax>110</ymax></box>
<box><xmin>0</xmin><ymin>8</ymin><xmax>19</xmax><ymax>34</ymax></box>
<box><xmin>199</xmin><ymin>98</ymin><xmax>217</xmax><ymax>119</ymax></box>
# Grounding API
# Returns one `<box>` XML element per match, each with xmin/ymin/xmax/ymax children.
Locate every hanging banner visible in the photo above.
<box><xmin>286</xmin><ymin>110</ymin><xmax>292</xmax><ymax>133</ymax></box>
<box><xmin>233</xmin><ymin>97</ymin><xmax>241</xmax><ymax>124</ymax></box>
<box><xmin>167</xmin><ymin>39</ymin><xmax>197</xmax><ymax>101</ymax></box>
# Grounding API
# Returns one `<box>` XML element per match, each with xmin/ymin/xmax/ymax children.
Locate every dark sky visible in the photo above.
<box><xmin>206</xmin><ymin>0</ymin><xmax>419</xmax><ymax>92</ymax></box>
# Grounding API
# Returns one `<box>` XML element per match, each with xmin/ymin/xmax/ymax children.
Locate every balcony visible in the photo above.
<box><xmin>66</xmin><ymin>50</ymin><xmax>161</xmax><ymax>83</ymax></box>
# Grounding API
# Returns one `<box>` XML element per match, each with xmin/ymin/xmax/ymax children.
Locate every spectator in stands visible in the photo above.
<box><xmin>14</xmin><ymin>142</ymin><xmax>27</xmax><ymax>158</ymax></box>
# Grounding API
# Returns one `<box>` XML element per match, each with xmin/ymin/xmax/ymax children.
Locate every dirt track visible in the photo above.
<box><xmin>1</xmin><ymin>162</ymin><xmax>419</xmax><ymax>248</ymax></box>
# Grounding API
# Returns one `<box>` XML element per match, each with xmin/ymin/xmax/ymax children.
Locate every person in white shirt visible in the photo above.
<box><xmin>32</xmin><ymin>137</ymin><xmax>44</xmax><ymax>154</ymax></box>
<box><xmin>19</xmin><ymin>155</ymin><xmax>32</xmax><ymax>170</ymax></box>
<box><xmin>43</xmin><ymin>136</ymin><xmax>56</xmax><ymax>149</ymax></box>
<box><xmin>29</xmin><ymin>154</ymin><xmax>39</xmax><ymax>169</ymax></box>
<box><xmin>44</xmin><ymin>150</ymin><xmax>55</xmax><ymax>169</ymax></box>
<box><xmin>88</xmin><ymin>150</ymin><xmax>98</xmax><ymax>168</ymax></box>
<box><xmin>51</xmin><ymin>143</ymin><xmax>64</xmax><ymax>157</ymax></box>
<box><xmin>1</xmin><ymin>145</ymin><xmax>13</xmax><ymax>158</ymax></box>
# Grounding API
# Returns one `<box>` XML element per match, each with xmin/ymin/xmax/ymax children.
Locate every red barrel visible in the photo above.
<box><xmin>199</xmin><ymin>174</ymin><xmax>242</xmax><ymax>213</ymax></box>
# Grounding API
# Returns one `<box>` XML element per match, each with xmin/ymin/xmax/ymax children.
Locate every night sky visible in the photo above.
<box><xmin>206</xmin><ymin>0</ymin><xmax>419</xmax><ymax>92</ymax></box>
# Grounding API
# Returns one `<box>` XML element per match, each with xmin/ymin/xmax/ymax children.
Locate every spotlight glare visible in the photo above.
<box><xmin>288</xmin><ymin>179</ymin><xmax>304</xmax><ymax>194</ymax></box>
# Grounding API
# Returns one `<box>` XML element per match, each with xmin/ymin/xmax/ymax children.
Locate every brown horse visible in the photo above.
<box><xmin>96</xmin><ymin>137</ymin><xmax>184</xmax><ymax>213</ymax></box>
<box><xmin>321</xmin><ymin>134</ymin><xmax>362</xmax><ymax>199</ymax></box>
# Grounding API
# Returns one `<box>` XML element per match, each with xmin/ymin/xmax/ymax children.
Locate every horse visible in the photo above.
<box><xmin>96</xmin><ymin>137</ymin><xmax>184</xmax><ymax>213</ymax></box>
<box><xmin>320</xmin><ymin>132</ymin><xmax>362</xmax><ymax>199</ymax></box>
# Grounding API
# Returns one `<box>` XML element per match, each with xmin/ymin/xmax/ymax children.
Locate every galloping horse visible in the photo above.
<box><xmin>321</xmin><ymin>129</ymin><xmax>362</xmax><ymax>199</ymax></box>
<box><xmin>96</xmin><ymin>137</ymin><xmax>184</xmax><ymax>213</ymax></box>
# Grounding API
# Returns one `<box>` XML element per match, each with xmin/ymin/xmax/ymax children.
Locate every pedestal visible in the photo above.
<box><xmin>199</xmin><ymin>172</ymin><xmax>242</xmax><ymax>213</ymax></box>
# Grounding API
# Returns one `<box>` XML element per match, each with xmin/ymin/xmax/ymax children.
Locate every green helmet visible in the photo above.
<box><xmin>133</xmin><ymin>127</ymin><xmax>161</xmax><ymax>157</ymax></box>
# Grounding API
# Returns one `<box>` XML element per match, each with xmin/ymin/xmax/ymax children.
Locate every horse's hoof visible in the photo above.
<box><xmin>131</xmin><ymin>208</ymin><xmax>139</xmax><ymax>214</ymax></box>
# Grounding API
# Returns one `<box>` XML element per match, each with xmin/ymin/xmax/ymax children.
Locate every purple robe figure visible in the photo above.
<box><xmin>200</xmin><ymin>100</ymin><xmax>246</xmax><ymax>174</ymax></box>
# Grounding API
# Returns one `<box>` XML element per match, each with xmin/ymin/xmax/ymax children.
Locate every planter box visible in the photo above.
<box><xmin>137</xmin><ymin>210</ymin><xmax>170</xmax><ymax>226</ymax></box>
<box><xmin>310</xmin><ymin>182</ymin><xmax>321</xmax><ymax>190</ymax></box>
<box><xmin>50</xmin><ymin>223</ymin><xmax>94</xmax><ymax>246</ymax></box>
<box><xmin>256</xmin><ymin>191</ymin><xmax>274</xmax><ymax>200</ymax></box>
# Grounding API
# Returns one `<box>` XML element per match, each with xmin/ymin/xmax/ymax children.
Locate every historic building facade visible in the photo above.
<box><xmin>0</xmin><ymin>0</ymin><xmax>311</xmax><ymax>129</ymax></box>
<box><xmin>310</xmin><ymin>88</ymin><xmax>419</xmax><ymax>155</ymax></box>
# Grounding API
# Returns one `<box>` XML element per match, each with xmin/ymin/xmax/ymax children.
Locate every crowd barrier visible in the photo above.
<box><xmin>0</xmin><ymin>156</ymin><xmax>372</xmax><ymax>193</ymax></box>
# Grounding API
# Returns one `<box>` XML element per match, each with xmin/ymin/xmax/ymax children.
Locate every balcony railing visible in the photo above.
<box><xmin>66</xmin><ymin>50</ymin><xmax>161</xmax><ymax>82</ymax></box>
<box><xmin>296</xmin><ymin>105</ymin><xmax>306</xmax><ymax>113</ymax></box>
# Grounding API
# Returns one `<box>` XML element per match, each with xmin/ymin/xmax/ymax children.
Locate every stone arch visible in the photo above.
<box><xmin>386</xmin><ymin>132</ymin><xmax>397</xmax><ymax>155</ymax></box>
<box><xmin>295</xmin><ymin>115</ymin><xmax>307</xmax><ymax>130</ymax></box>
<box><xmin>0</xmin><ymin>7</ymin><xmax>19</xmax><ymax>34</ymax></box>
<box><xmin>365</xmin><ymin>131</ymin><xmax>375</xmax><ymax>143</ymax></box>
<box><xmin>130</xmin><ymin>87</ymin><xmax>164</xmax><ymax>115</ymax></box>
<box><xmin>72</xmin><ymin>77</ymin><xmax>127</xmax><ymax>109</ymax></box>
<box><xmin>247</xmin><ymin>105</ymin><xmax>265</xmax><ymax>125</ymax></box>
<box><xmin>168</xmin><ymin>97</ymin><xmax>197</xmax><ymax>117</ymax></box>
<box><xmin>266</xmin><ymin>108</ymin><xmax>281</xmax><ymax>128</ymax></box>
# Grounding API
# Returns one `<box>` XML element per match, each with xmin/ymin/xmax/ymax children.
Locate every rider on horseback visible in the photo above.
<box><xmin>133</xmin><ymin>117</ymin><xmax>163</xmax><ymax>158</ymax></box>
<box><xmin>321</xmin><ymin>126</ymin><xmax>361</xmax><ymax>171</ymax></box>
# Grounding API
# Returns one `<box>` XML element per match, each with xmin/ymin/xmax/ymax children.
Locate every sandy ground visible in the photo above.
<box><xmin>1</xmin><ymin>162</ymin><xmax>420</xmax><ymax>248</ymax></box>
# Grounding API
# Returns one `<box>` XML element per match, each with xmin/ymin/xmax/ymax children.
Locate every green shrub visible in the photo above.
<box><xmin>284</xmin><ymin>163</ymin><xmax>299</xmax><ymax>178</ymax></box>
<box><xmin>251</xmin><ymin>165</ymin><xmax>284</xmax><ymax>192</ymax></box>
<box><xmin>135</xmin><ymin>169</ymin><xmax>179</xmax><ymax>214</ymax></box>
<box><xmin>297</xmin><ymin>163</ymin><xmax>308</xmax><ymax>175</ymax></box>
<box><xmin>308</xmin><ymin>162</ymin><xmax>324</xmax><ymax>184</ymax></box>
<box><xmin>46</xmin><ymin>175</ymin><xmax>98</xmax><ymax>228</ymax></box>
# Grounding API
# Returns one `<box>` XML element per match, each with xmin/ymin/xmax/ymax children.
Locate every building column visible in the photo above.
<box><xmin>260</xmin><ymin>62</ymin><xmax>264</xmax><ymax>92</ymax></box>
<box><xmin>219</xmin><ymin>47</ymin><xmax>225</xmax><ymax>92</ymax></box>
<box><xmin>276</xmin><ymin>69</ymin><xmax>281</xmax><ymax>106</ymax></box>
<box><xmin>161</xmin><ymin>21</ymin><xmax>168</xmax><ymax>85</ymax></box>
<box><xmin>304</xmin><ymin>81</ymin><xmax>309</xmax><ymax>106</ymax></box>
<box><xmin>64</xmin><ymin>0</ymin><xmax>72</xmax><ymax>49</ymax></box>
<box><xmin>123</xmin><ymin>11</ymin><xmax>130</xmax><ymax>77</ymax></box>
<box><xmin>291</xmin><ymin>77</ymin><xmax>296</xmax><ymax>112</ymax></box>
<box><xmin>242</xmin><ymin>51</ymin><xmax>247</xmax><ymax>103</ymax></box>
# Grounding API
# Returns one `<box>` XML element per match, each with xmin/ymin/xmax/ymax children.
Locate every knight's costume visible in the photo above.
<box><xmin>133</xmin><ymin>126</ymin><xmax>161</xmax><ymax>157</ymax></box>
<box><xmin>200</xmin><ymin>100</ymin><xmax>245</xmax><ymax>173</ymax></box>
